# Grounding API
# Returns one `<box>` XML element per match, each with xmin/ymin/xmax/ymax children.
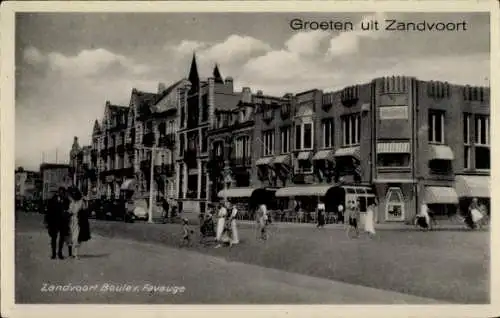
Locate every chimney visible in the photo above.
<box><xmin>158</xmin><ymin>82</ymin><xmax>166</xmax><ymax>94</ymax></box>
<box><xmin>225</xmin><ymin>77</ymin><xmax>234</xmax><ymax>93</ymax></box>
<box><xmin>241</xmin><ymin>87</ymin><xmax>252</xmax><ymax>104</ymax></box>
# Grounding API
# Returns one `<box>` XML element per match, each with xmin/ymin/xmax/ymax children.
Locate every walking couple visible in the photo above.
<box><xmin>215</xmin><ymin>201</ymin><xmax>239</xmax><ymax>248</ymax></box>
<box><xmin>44</xmin><ymin>187</ymin><xmax>91</xmax><ymax>259</ymax></box>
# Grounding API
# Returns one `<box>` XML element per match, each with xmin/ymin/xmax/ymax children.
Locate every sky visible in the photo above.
<box><xmin>15</xmin><ymin>12</ymin><xmax>490</xmax><ymax>171</ymax></box>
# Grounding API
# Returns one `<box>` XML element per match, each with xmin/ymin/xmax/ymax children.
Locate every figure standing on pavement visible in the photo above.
<box><xmin>416</xmin><ymin>203</ymin><xmax>431</xmax><ymax>230</ymax></box>
<box><xmin>316</xmin><ymin>201</ymin><xmax>326</xmax><ymax>229</ymax></box>
<box><xmin>257</xmin><ymin>203</ymin><xmax>269</xmax><ymax>240</ymax></box>
<box><xmin>337</xmin><ymin>203</ymin><xmax>345</xmax><ymax>224</ymax></box>
<box><xmin>45</xmin><ymin>187</ymin><xmax>70</xmax><ymax>259</ymax></box>
<box><xmin>66</xmin><ymin>187</ymin><xmax>90</xmax><ymax>258</ymax></box>
<box><xmin>364</xmin><ymin>201</ymin><xmax>377</xmax><ymax>237</ymax></box>
<box><xmin>215</xmin><ymin>202</ymin><xmax>228</xmax><ymax>248</ymax></box>
<box><xmin>466</xmin><ymin>197</ymin><xmax>484</xmax><ymax>229</ymax></box>
<box><xmin>229</xmin><ymin>203</ymin><xmax>240</xmax><ymax>245</ymax></box>
<box><xmin>346</xmin><ymin>199</ymin><xmax>360</xmax><ymax>239</ymax></box>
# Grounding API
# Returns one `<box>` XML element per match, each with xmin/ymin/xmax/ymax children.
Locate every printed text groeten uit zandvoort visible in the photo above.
<box><xmin>289</xmin><ymin>18</ymin><xmax>468</xmax><ymax>32</ymax></box>
<box><xmin>41</xmin><ymin>283</ymin><xmax>186</xmax><ymax>294</ymax></box>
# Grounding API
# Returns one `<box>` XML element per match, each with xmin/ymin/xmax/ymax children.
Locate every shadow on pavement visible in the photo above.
<box><xmin>77</xmin><ymin>253</ymin><xmax>111</xmax><ymax>259</ymax></box>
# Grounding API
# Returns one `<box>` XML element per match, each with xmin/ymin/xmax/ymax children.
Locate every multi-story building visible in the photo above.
<box><xmin>228</xmin><ymin>76</ymin><xmax>490</xmax><ymax>223</ymax></box>
<box><xmin>15</xmin><ymin>167</ymin><xmax>42</xmax><ymax>207</ymax></box>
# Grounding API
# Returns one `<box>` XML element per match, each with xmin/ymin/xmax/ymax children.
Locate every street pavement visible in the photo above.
<box><xmin>16</xmin><ymin>212</ymin><xmax>489</xmax><ymax>304</ymax></box>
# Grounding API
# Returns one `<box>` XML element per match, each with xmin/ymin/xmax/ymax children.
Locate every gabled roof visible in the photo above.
<box><xmin>213</xmin><ymin>64</ymin><xmax>224</xmax><ymax>84</ymax></box>
<box><xmin>134</xmin><ymin>90</ymin><xmax>159</xmax><ymax>118</ymax></box>
<box><xmin>188</xmin><ymin>53</ymin><xmax>200</xmax><ymax>93</ymax></box>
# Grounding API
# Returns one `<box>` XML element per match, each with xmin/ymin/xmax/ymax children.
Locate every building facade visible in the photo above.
<box><xmin>225</xmin><ymin>76</ymin><xmax>490</xmax><ymax>223</ymax></box>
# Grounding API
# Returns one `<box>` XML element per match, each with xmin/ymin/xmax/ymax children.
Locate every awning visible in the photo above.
<box><xmin>275</xmin><ymin>185</ymin><xmax>332</xmax><ymax>197</ymax></box>
<box><xmin>121</xmin><ymin>179</ymin><xmax>136</xmax><ymax>191</ymax></box>
<box><xmin>313</xmin><ymin>150</ymin><xmax>334</xmax><ymax>161</ymax></box>
<box><xmin>429</xmin><ymin>145</ymin><xmax>454</xmax><ymax>161</ymax></box>
<box><xmin>455</xmin><ymin>175</ymin><xmax>491</xmax><ymax>198</ymax></box>
<box><xmin>273</xmin><ymin>154</ymin><xmax>291</xmax><ymax>166</ymax></box>
<box><xmin>334</xmin><ymin>146</ymin><xmax>360</xmax><ymax>159</ymax></box>
<box><xmin>377</xmin><ymin>142</ymin><xmax>410</xmax><ymax>153</ymax></box>
<box><xmin>218</xmin><ymin>187</ymin><xmax>256</xmax><ymax>198</ymax></box>
<box><xmin>297</xmin><ymin>151</ymin><xmax>312</xmax><ymax>161</ymax></box>
<box><xmin>256</xmin><ymin>157</ymin><xmax>273</xmax><ymax>166</ymax></box>
<box><xmin>424</xmin><ymin>186</ymin><xmax>458</xmax><ymax>204</ymax></box>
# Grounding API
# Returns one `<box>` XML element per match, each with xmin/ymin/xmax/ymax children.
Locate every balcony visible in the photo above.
<box><xmin>159</xmin><ymin>133</ymin><xmax>176</xmax><ymax>148</ymax></box>
<box><xmin>231</xmin><ymin>156</ymin><xmax>252</xmax><ymax>167</ymax></box>
<box><xmin>142</xmin><ymin>132</ymin><xmax>156</xmax><ymax>147</ymax></box>
<box><xmin>154</xmin><ymin>163</ymin><xmax>175</xmax><ymax>177</ymax></box>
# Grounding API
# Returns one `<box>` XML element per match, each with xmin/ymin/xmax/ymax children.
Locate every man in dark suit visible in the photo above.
<box><xmin>44</xmin><ymin>187</ymin><xmax>70</xmax><ymax>259</ymax></box>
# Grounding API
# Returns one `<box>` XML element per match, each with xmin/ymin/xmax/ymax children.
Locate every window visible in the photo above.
<box><xmin>474</xmin><ymin>115</ymin><xmax>490</xmax><ymax>170</ymax></box>
<box><xmin>322</xmin><ymin>118</ymin><xmax>334</xmax><ymax>148</ymax></box>
<box><xmin>295</xmin><ymin>121</ymin><xmax>314</xmax><ymax>150</ymax></box>
<box><xmin>235</xmin><ymin>136</ymin><xmax>250</xmax><ymax>159</ymax></box>
<box><xmin>214</xmin><ymin>141</ymin><xmax>224</xmax><ymax>158</ymax></box>
<box><xmin>179</xmin><ymin>133</ymin><xmax>185</xmax><ymax>157</ymax></box>
<box><xmin>295</xmin><ymin>159</ymin><xmax>313</xmax><ymax>174</ymax></box>
<box><xmin>295</xmin><ymin>125</ymin><xmax>301</xmax><ymax>150</ymax></box>
<box><xmin>201</xmin><ymin>128</ymin><xmax>208</xmax><ymax>153</ymax></box>
<box><xmin>475</xmin><ymin>147</ymin><xmax>490</xmax><ymax>170</ymax></box>
<box><xmin>428</xmin><ymin>111</ymin><xmax>445</xmax><ymax>144</ymax></box>
<box><xmin>385</xmin><ymin>187</ymin><xmax>405</xmax><ymax>221</ymax></box>
<box><xmin>262</xmin><ymin>130</ymin><xmax>274</xmax><ymax>156</ymax></box>
<box><xmin>429</xmin><ymin>160</ymin><xmax>452</xmax><ymax>174</ymax></box>
<box><xmin>200</xmin><ymin>162</ymin><xmax>207</xmax><ymax>199</ymax></box>
<box><xmin>475</xmin><ymin>115</ymin><xmax>489</xmax><ymax>145</ymax></box>
<box><xmin>377</xmin><ymin>154</ymin><xmax>410</xmax><ymax>167</ymax></box>
<box><xmin>180</xmin><ymin>107</ymin><xmax>186</xmax><ymax>129</ymax></box>
<box><xmin>342</xmin><ymin>114</ymin><xmax>360</xmax><ymax>146</ymax></box>
<box><xmin>280</xmin><ymin>126</ymin><xmax>291</xmax><ymax>153</ymax></box>
<box><xmin>201</xmin><ymin>94</ymin><xmax>209</xmax><ymax>123</ymax></box>
<box><xmin>464</xmin><ymin>113</ymin><xmax>471</xmax><ymax>170</ymax></box>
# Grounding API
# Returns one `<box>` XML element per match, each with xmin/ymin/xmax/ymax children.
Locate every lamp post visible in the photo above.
<box><xmin>141</xmin><ymin>145</ymin><xmax>157</xmax><ymax>224</ymax></box>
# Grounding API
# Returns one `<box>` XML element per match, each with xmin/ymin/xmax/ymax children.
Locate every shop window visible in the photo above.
<box><xmin>475</xmin><ymin>147</ymin><xmax>490</xmax><ymax>170</ymax></box>
<box><xmin>295</xmin><ymin>159</ymin><xmax>313</xmax><ymax>174</ymax></box>
<box><xmin>429</xmin><ymin>159</ymin><xmax>452</xmax><ymax>174</ymax></box>
<box><xmin>377</xmin><ymin>154</ymin><xmax>410</xmax><ymax>167</ymax></box>
<box><xmin>385</xmin><ymin>187</ymin><xmax>405</xmax><ymax>221</ymax></box>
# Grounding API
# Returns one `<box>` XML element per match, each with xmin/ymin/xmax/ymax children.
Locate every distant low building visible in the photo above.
<box><xmin>39</xmin><ymin>163</ymin><xmax>71</xmax><ymax>201</ymax></box>
<box><xmin>15</xmin><ymin>167</ymin><xmax>41</xmax><ymax>203</ymax></box>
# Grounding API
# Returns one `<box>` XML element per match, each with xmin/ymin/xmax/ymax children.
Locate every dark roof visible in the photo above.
<box><xmin>154</xmin><ymin>80</ymin><xmax>184</xmax><ymax>105</ymax></box>
<box><xmin>135</xmin><ymin>90</ymin><xmax>159</xmax><ymax>117</ymax></box>
<box><xmin>213</xmin><ymin>64</ymin><xmax>224</xmax><ymax>84</ymax></box>
<box><xmin>188</xmin><ymin>53</ymin><xmax>200</xmax><ymax>92</ymax></box>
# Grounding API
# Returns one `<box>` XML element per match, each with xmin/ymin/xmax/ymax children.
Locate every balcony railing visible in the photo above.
<box><xmin>142</xmin><ymin>132</ymin><xmax>156</xmax><ymax>147</ymax></box>
<box><xmin>158</xmin><ymin>133</ymin><xmax>176</xmax><ymax>148</ymax></box>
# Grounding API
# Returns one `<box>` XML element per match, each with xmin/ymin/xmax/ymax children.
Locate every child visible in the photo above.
<box><xmin>181</xmin><ymin>218</ymin><xmax>194</xmax><ymax>247</ymax></box>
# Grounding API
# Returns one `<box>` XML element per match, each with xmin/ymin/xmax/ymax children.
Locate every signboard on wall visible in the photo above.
<box><xmin>379</xmin><ymin>106</ymin><xmax>409</xmax><ymax>120</ymax></box>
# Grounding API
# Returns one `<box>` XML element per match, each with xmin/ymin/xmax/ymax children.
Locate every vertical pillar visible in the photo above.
<box><xmin>197</xmin><ymin>159</ymin><xmax>202</xmax><ymax>199</ymax></box>
<box><xmin>182</xmin><ymin>163</ymin><xmax>188</xmax><ymax>196</ymax></box>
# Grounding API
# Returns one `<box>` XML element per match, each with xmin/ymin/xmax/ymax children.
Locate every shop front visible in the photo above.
<box><xmin>217</xmin><ymin>187</ymin><xmax>278</xmax><ymax>219</ymax></box>
<box><xmin>423</xmin><ymin>185</ymin><xmax>459</xmax><ymax>219</ymax></box>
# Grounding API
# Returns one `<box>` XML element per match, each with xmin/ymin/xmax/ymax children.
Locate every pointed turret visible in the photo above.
<box><xmin>213</xmin><ymin>63</ymin><xmax>224</xmax><ymax>84</ymax></box>
<box><xmin>92</xmin><ymin>119</ymin><xmax>101</xmax><ymax>135</ymax></box>
<box><xmin>188</xmin><ymin>53</ymin><xmax>200</xmax><ymax>93</ymax></box>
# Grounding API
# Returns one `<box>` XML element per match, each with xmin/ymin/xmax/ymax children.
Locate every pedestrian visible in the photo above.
<box><xmin>364</xmin><ymin>201</ymin><xmax>377</xmax><ymax>237</ymax></box>
<box><xmin>316</xmin><ymin>201</ymin><xmax>326</xmax><ymax>229</ymax></box>
<box><xmin>181</xmin><ymin>218</ymin><xmax>194</xmax><ymax>247</ymax></box>
<box><xmin>466</xmin><ymin>197</ymin><xmax>483</xmax><ymax>230</ymax></box>
<box><xmin>257</xmin><ymin>203</ymin><xmax>269</xmax><ymax>240</ymax></box>
<box><xmin>229</xmin><ymin>202</ymin><xmax>240</xmax><ymax>245</ymax></box>
<box><xmin>215</xmin><ymin>202</ymin><xmax>228</xmax><ymax>248</ymax></box>
<box><xmin>44</xmin><ymin>187</ymin><xmax>70</xmax><ymax>259</ymax></box>
<box><xmin>66</xmin><ymin>187</ymin><xmax>88</xmax><ymax>259</ymax></box>
<box><xmin>346</xmin><ymin>199</ymin><xmax>360</xmax><ymax>239</ymax></box>
<box><xmin>337</xmin><ymin>203</ymin><xmax>345</xmax><ymax>224</ymax></box>
<box><xmin>415</xmin><ymin>203</ymin><xmax>431</xmax><ymax>230</ymax></box>
<box><xmin>161</xmin><ymin>197</ymin><xmax>170</xmax><ymax>224</ymax></box>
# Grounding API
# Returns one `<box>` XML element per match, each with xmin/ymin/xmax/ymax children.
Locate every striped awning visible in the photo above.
<box><xmin>334</xmin><ymin>146</ymin><xmax>360</xmax><ymax>159</ymax></box>
<box><xmin>429</xmin><ymin>145</ymin><xmax>454</xmax><ymax>161</ymax></box>
<box><xmin>297</xmin><ymin>151</ymin><xmax>312</xmax><ymax>161</ymax></box>
<box><xmin>275</xmin><ymin>185</ymin><xmax>332</xmax><ymax>197</ymax></box>
<box><xmin>273</xmin><ymin>154</ymin><xmax>291</xmax><ymax>165</ymax></box>
<box><xmin>377</xmin><ymin>142</ymin><xmax>410</xmax><ymax>153</ymax></box>
<box><xmin>256</xmin><ymin>157</ymin><xmax>273</xmax><ymax>166</ymax></box>
<box><xmin>120</xmin><ymin>179</ymin><xmax>136</xmax><ymax>190</ymax></box>
<box><xmin>218</xmin><ymin>187</ymin><xmax>256</xmax><ymax>198</ymax></box>
<box><xmin>455</xmin><ymin>175</ymin><xmax>491</xmax><ymax>198</ymax></box>
<box><xmin>313</xmin><ymin>150</ymin><xmax>335</xmax><ymax>161</ymax></box>
<box><xmin>424</xmin><ymin>186</ymin><xmax>458</xmax><ymax>204</ymax></box>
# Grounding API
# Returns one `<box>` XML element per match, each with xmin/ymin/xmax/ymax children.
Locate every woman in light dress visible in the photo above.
<box><xmin>229</xmin><ymin>203</ymin><xmax>239</xmax><ymax>245</ymax></box>
<box><xmin>364</xmin><ymin>201</ymin><xmax>377</xmax><ymax>237</ymax></box>
<box><xmin>215</xmin><ymin>202</ymin><xmax>228</xmax><ymax>248</ymax></box>
<box><xmin>257</xmin><ymin>203</ymin><xmax>268</xmax><ymax>240</ymax></box>
<box><xmin>415</xmin><ymin>203</ymin><xmax>432</xmax><ymax>230</ymax></box>
<box><xmin>66</xmin><ymin>187</ymin><xmax>88</xmax><ymax>258</ymax></box>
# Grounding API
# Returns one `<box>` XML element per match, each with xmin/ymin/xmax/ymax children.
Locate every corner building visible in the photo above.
<box><xmin>248</xmin><ymin>76</ymin><xmax>490</xmax><ymax>223</ymax></box>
